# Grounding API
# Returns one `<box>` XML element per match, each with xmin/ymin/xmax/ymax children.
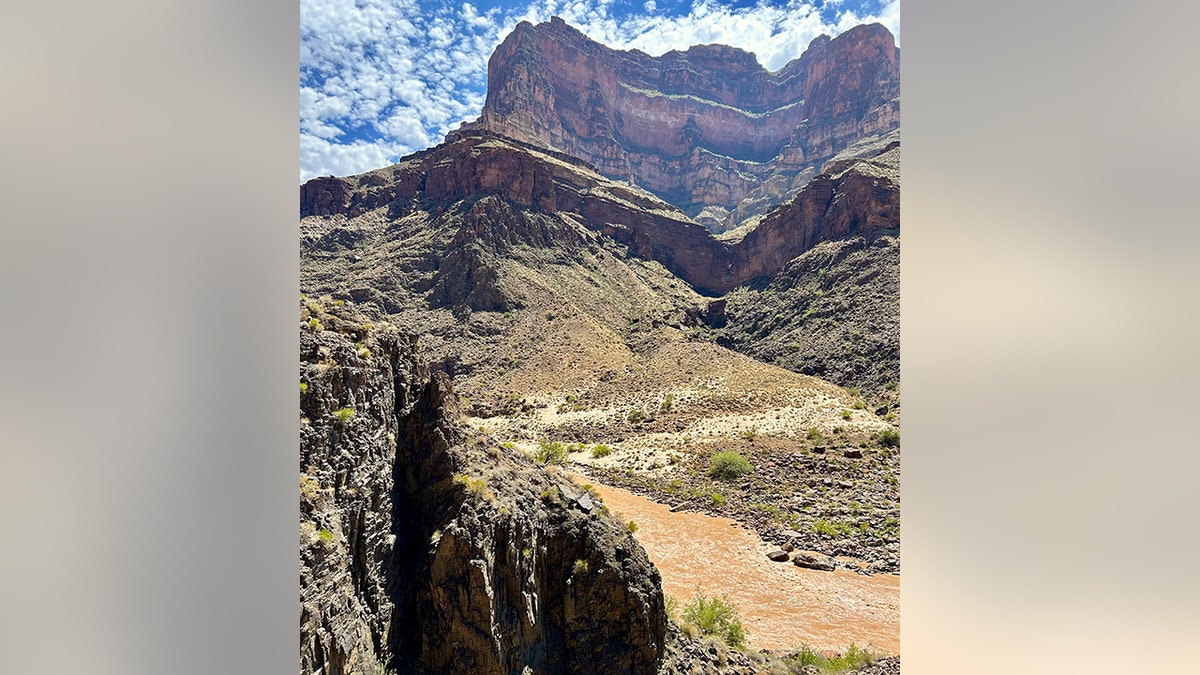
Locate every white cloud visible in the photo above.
<box><xmin>299</xmin><ymin>0</ymin><xmax>900</xmax><ymax>181</ymax></box>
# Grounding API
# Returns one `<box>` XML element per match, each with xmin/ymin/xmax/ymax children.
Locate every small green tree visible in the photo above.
<box><xmin>535</xmin><ymin>441</ymin><xmax>567</xmax><ymax>465</ymax></box>
<box><xmin>682</xmin><ymin>590</ymin><xmax>745</xmax><ymax>649</ymax></box>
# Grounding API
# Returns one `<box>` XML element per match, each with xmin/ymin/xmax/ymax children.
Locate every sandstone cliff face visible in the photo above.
<box><xmin>456</xmin><ymin>17</ymin><xmax>898</xmax><ymax>228</ymax></box>
<box><xmin>300</xmin><ymin>301</ymin><xmax>667</xmax><ymax>674</ymax></box>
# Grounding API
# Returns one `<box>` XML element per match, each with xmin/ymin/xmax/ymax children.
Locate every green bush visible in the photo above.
<box><xmin>300</xmin><ymin>382</ymin><xmax>308</xmax><ymax>395</ymax></box>
<box><xmin>664</xmin><ymin>594</ymin><xmax>680</xmax><ymax>621</ymax></box>
<box><xmin>708</xmin><ymin>451</ymin><xmax>752</xmax><ymax>480</ymax></box>
<box><xmin>333</xmin><ymin>407</ymin><xmax>355</xmax><ymax>427</ymax></box>
<box><xmin>710</xmin><ymin>491</ymin><xmax>726</xmax><ymax>507</ymax></box>
<box><xmin>572</xmin><ymin>559</ymin><xmax>589</xmax><ymax>575</ymax></box>
<box><xmin>840</xmin><ymin>409</ymin><xmax>852</xmax><ymax>420</ymax></box>
<box><xmin>681</xmin><ymin>591</ymin><xmax>745</xmax><ymax>649</ymax></box>
<box><xmin>627</xmin><ymin>520</ymin><xmax>638</xmax><ymax>533</ymax></box>
<box><xmin>876</xmin><ymin>428</ymin><xmax>900</xmax><ymax>447</ymax></box>
<box><xmin>813</xmin><ymin>518</ymin><xmax>856</xmax><ymax>538</ymax></box>
<box><xmin>535</xmin><ymin>441</ymin><xmax>567</xmax><ymax>465</ymax></box>
<box><xmin>786</xmin><ymin>643</ymin><xmax>882</xmax><ymax>674</ymax></box>
<box><xmin>591</xmin><ymin>443</ymin><xmax>612</xmax><ymax>458</ymax></box>
<box><xmin>627</xmin><ymin>409</ymin><xmax>644</xmax><ymax>423</ymax></box>
<box><xmin>806</xmin><ymin>427</ymin><xmax>823</xmax><ymax>442</ymax></box>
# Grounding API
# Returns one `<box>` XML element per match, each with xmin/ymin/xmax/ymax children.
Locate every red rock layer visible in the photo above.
<box><xmin>455</xmin><ymin>17</ymin><xmax>898</xmax><ymax>220</ymax></box>
<box><xmin>301</xmin><ymin>132</ymin><xmax>897</xmax><ymax>295</ymax></box>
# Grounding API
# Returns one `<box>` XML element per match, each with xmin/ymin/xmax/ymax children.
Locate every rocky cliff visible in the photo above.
<box><xmin>300</xmin><ymin>300</ymin><xmax>668</xmax><ymax>674</ymax></box>
<box><xmin>300</xmin><ymin>131</ymin><xmax>897</xmax><ymax>298</ymax></box>
<box><xmin>455</xmin><ymin>17</ymin><xmax>898</xmax><ymax>230</ymax></box>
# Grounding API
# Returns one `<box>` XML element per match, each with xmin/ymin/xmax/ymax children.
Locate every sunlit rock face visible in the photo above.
<box><xmin>456</xmin><ymin>17</ymin><xmax>898</xmax><ymax>231</ymax></box>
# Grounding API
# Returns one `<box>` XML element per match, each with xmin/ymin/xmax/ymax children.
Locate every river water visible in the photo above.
<box><xmin>575</xmin><ymin>477</ymin><xmax>900</xmax><ymax>654</ymax></box>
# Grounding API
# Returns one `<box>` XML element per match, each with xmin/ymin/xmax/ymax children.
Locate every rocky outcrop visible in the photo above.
<box><xmin>713</xmin><ymin>230</ymin><xmax>900</xmax><ymax>394</ymax></box>
<box><xmin>300</xmin><ymin>300</ymin><xmax>667</xmax><ymax>674</ymax></box>
<box><xmin>455</xmin><ymin>17</ymin><xmax>898</xmax><ymax>227</ymax></box>
<box><xmin>300</xmin><ymin>132</ymin><xmax>897</xmax><ymax>298</ymax></box>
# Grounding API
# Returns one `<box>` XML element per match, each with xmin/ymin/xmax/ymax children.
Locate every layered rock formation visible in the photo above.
<box><xmin>455</xmin><ymin>17</ymin><xmax>898</xmax><ymax>230</ymax></box>
<box><xmin>301</xmin><ymin>131</ymin><xmax>897</xmax><ymax>297</ymax></box>
<box><xmin>300</xmin><ymin>301</ymin><xmax>667</xmax><ymax>674</ymax></box>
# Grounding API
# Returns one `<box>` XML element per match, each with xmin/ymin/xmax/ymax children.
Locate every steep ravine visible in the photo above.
<box><xmin>300</xmin><ymin>300</ymin><xmax>669</xmax><ymax>674</ymax></box>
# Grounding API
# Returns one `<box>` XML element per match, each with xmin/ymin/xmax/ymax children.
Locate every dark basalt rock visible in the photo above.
<box><xmin>300</xmin><ymin>301</ymin><xmax>667</xmax><ymax>674</ymax></box>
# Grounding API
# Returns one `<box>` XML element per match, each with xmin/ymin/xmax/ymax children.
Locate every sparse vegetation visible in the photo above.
<box><xmin>591</xmin><ymin>443</ymin><xmax>612</xmax><ymax>458</ymax></box>
<box><xmin>664</xmin><ymin>594</ymin><xmax>680</xmax><ymax>621</ymax></box>
<box><xmin>300</xmin><ymin>474</ymin><xmax>322</xmax><ymax>501</ymax></box>
<box><xmin>627</xmin><ymin>520</ymin><xmax>638</xmax><ymax>533</ymax></box>
<box><xmin>572</xmin><ymin>558</ymin><xmax>589</xmax><ymax>575</ymax></box>
<box><xmin>300</xmin><ymin>382</ymin><xmax>308</xmax><ymax>394</ymax></box>
<box><xmin>318</xmin><ymin>528</ymin><xmax>334</xmax><ymax>544</ymax></box>
<box><xmin>876</xmin><ymin>428</ymin><xmax>900</xmax><ymax>447</ymax></box>
<box><xmin>660</xmin><ymin>393</ymin><xmax>674</xmax><ymax>411</ymax></box>
<box><xmin>681</xmin><ymin>590</ymin><xmax>745</xmax><ymax>649</ymax></box>
<box><xmin>535</xmin><ymin>440</ymin><xmax>568</xmax><ymax>465</ymax></box>
<box><xmin>333</xmin><ymin>407</ymin><xmax>355</xmax><ymax>427</ymax></box>
<box><xmin>627</xmin><ymin>408</ymin><xmax>644</xmax><ymax>423</ymax></box>
<box><xmin>453</xmin><ymin>473</ymin><xmax>495</xmax><ymax>502</ymax></box>
<box><xmin>307</xmin><ymin>317</ymin><xmax>324</xmax><ymax>331</ymax></box>
<box><xmin>813</xmin><ymin>518</ymin><xmax>858</xmax><ymax>538</ymax></box>
<box><xmin>807</xmin><ymin>427</ymin><xmax>823</xmax><ymax>442</ymax></box>
<box><xmin>840</xmin><ymin>409</ymin><xmax>852</xmax><ymax>420</ymax></box>
<box><xmin>710</xmin><ymin>491</ymin><xmax>726</xmax><ymax>507</ymax></box>
<box><xmin>783</xmin><ymin>643</ymin><xmax>883</xmax><ymax>674</ymax></box>
<box><xmin>708</xmin><ymin>451</ymin><xmax>752</xmax><ymax>480</ymax></box>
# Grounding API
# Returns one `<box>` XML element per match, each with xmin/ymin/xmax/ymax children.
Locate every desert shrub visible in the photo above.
<box><xmin>591</xmin><ymin>443</ymin><xmax>612</xmax><ymax>458</ymax></box>
<box><xmin>660</xmin><ymin>393</ymin><xmax>674</xmax><ymax>411</ymax></box>
<box><xmin>300</xmin><ymin>382</ymin><xmax>308</xmax><ymax>394</ymax></box>
<box><xmin>710</xmin><ymin>491</ymin><xmax>726</xmax><ymax>507</ymax></box>
<box><xmin>708</xmin><ymin>451</ymin><xmax>752</xmax><ymax>480</ymax></box>
<box><xmin>813</xmin><ymin>518</ymin><xmax>856</xmax><ymax>538</ymax></box>
<box><xmin>627</xmin><ymin>409</ymin><xmax>644</xmax><ymax>423</ymax></box>
<box><xmin>453</xmin><ymin>473</ymin><xmax>495</xmax><ymax>502</ymax></box>
<box><xmin>806</xmin><ymin>427</ymin><xmax>823</xmax><ymax>442</ymax></box>
<box><xmin>307</xmin><ymin>317</ymin><xmax>324</xmax><ymax>331</ymax></box>
<box><xmin>840</xmin><ymin>409</ymin><xmax>852</xmax><ymax>420</ymax></box>
<box><xmin>876</xmin><ymin>428</ymin><xmax>900</xmax><ymax>447</ymax></box>
<box><xmin>681</xmin><ymin>591</ymin><xmax>745</xmax><ymax>649</ymax></box>
<box><xmin>785</xmin><ymin>643</ymin><xmax>882</xmax><ymax>674</ymax></box>
<box><xmin>627</xmin><ymin>520</ymin><xmax>638</xmax><ymax>533</ymax></box>
<box><xmin>300</xmin><ymin>474</ymin><xmax>322</xmax><ymax>501</ymax></box>
<box><xmin>572</xmin><ymin>559</ymin><xmax>589</xmax><ymax>575</ymax></box>
<box><xmin>664</xmin><ymin>594</ymin><xmax>680</xmax><ymax>621</ymax></box>
<box><xmin>535</xmin><ymin>441</ymin><xmax>567</xmax><ymax>465</ymax></box>
<box><xmin>317</xmin><ymin>529</ymin><xmax>334</xmax><ymax>544</ymax></box>
<box><xmin>333</xmin><ymin>407</ymin><xmax>355</xmax><ymax>427</ymax></box>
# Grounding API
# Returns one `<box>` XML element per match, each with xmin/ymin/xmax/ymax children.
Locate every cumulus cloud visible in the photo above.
<box><xmin>299</xmin><ymin>0</ymin><xmax>900</xmax><ymax>182</ymax></box>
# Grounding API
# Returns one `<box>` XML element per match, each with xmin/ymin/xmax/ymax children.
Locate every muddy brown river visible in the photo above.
<box><xmin>572</xmin><ymin>476</ymin><xmax>899</xmax><ymax>654</ymax></box>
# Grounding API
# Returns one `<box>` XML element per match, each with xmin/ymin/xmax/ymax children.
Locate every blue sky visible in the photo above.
<box><xmin>300</xmin><ymin>0</ymin><xmax>899</xmax><ymax>181</ymax></box>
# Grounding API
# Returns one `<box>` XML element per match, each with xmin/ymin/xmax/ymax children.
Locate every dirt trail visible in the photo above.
<box><xmin>574</xmin><ymin>476</ymin><xmax>899</xmax><ymax>654</ymax></box>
